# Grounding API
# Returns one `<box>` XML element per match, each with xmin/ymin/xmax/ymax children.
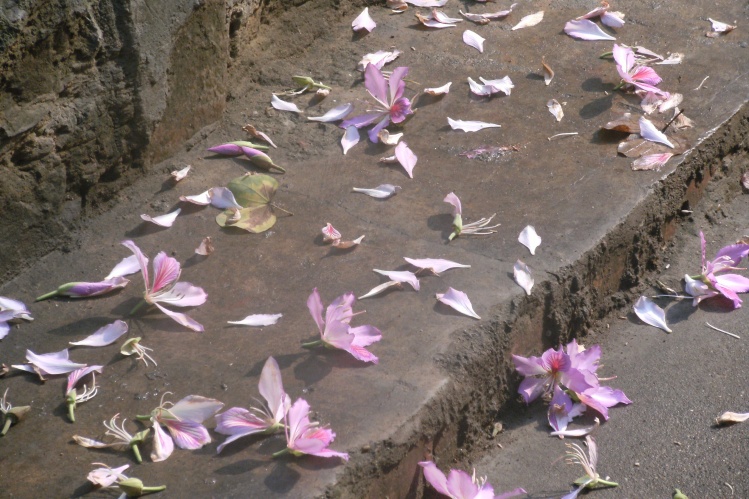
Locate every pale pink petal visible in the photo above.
<box><xmin>404</xmin><ymin>257</ymin><xmax>471</xmax><ymax>274</ymax></box>
<box><xmin>258</xmin><ymin>356</ymin><xmax>287</xmax><ymax>421</ymax></box>
<box><xmin>436</xmin><ymin>287</ymin><xmax>481</xmax><ymax>319</ymax></box>
<box><xmin>468</xmin><ymin>77</ymin><xmax>493</xmax><ymax>96</ymax></box>
<box><xmin>215</xmin><ymin>407</ymin><xmax>267</xmax><ymax>435</ymax></box>
<box><xmin>443</xmin><ymin>192</ymin><xmax>462</xmax><ymax>216</ymax></box>
<box><xmin>564</xmin><ymin>19</ymin><xmax>616</xmax><ymax>41</ymax></box>
<box><xmin>228</xmin><ymin>313</ymin><xmax>283</xmax><ymax>326</ymax></box>
<box><xmin>460</xmin><ymin>4</ymin><xmax>516</xmax><ymax>23</ymax></box>
<box><xmin>74</xmin><ymin>435</ymin><xmax>121</xmax><ymax>449</ymax></box>
<box><xmin>307</xmin><ymin>288</ymin><xmax>326</xmax><ymax>335</ymax></box>
<box><xmin>105</xmin><ymin>255</ymin><xmax>141</xmax><ymax>280</ymax></box>
<box><xmin>180</xmin><ymin>189</ymin><xmax>213</xmax><ymax>205</ymax></box>
<box><xmin>342</xmin><ymin>126</ymin><xmax>360</xmax><ymax>155</ymax></box>
<box><xmin>547</xmin><ymin>99</ymin><xmax>564</xmax><ymax>121</ymax></box>
<box><xmin>639</xmin><ymin>117</ymin><xmax>674</xmax><ymax>148</ymax></box>
<box><xmin>658</xmin><ymin>93</ymin><xmax>683</xmax><ymax>113</ymax></box>
<box><xmin>153</xmin><ymin>281</ymin><xmax>207</xmax><ymax>307</ymax></box>
<box><xmin>151</xmin><ymin>420</ymin><xmax>175</xmax><ymax>462</ymax></box>
<box><xmin>150</xmin><ymin>252</ymin><xmax>181</xmax><ymax>293</ymax></box>
<box><xmin>633</xmin><ymin>296</ymin><xmax>672</xmax><ymax>333</ymax></box>
<box><xmin>632</xmin><ymin>153</ymin><xmax>673</xmax><ymax>171</ymax></box>
<box><xmin>163</xmin><ymin>418</ymin><xmax>212</xmax><ymax>449</ymax></box>
<box><xmin>448</xmin><ymin>117</ymin><xmax>501</xmax><ymax>132</ymax></box>
<box><xmin>518</xmin><ymin>225</ymin><xmax>542</xmax><ymax>255</ymax></box>
<box><xmin>153</xmin><ymin>303</ymin><xmax>204</xmax><ymax>332</ymax></box>
<box><xmin>432</xmin><ymin>9</ymin><xmax>462</xmax><ymax>23</ymax></box>
<box><xmin>357</xmin><ymin>50</ymin><xmax>401</xmax><ymax>71</ymax></box>
<box><xmin>308</xmin><ymin>103</ymin><xmax>354</xmax><ymax>122</ymax></box>
<box><xmin>271</xmin><ymin>94</ymin><xmax>302</xmax><ymax>113</ymax></box>
<box><xmin>352</xmin><ymin>7</ymin><xmax>376</xmax><ymax>32</ymax></box>
<box><xmin>169</xmin><ymin>395</ymin><xmax>224</xmax><ymax>423</ymax></box>
<box><xmin>479</xmin><ymin>76</ymin><xmax>514</xmax><ymax>95</ymax></box>
<box><xmin>394</xmin><ymin>141</ymin><xmax>417</xmax><ymax>178</ymax></box>
<box><xmin>140</xmin><ymin>208</ymin><xmax>181</xmax><ymax>227</ymax></box>
<box><xmin>405</xmin><ymin>0</ymin><xmax>448</xmax><ymax>6</ymax></box>
<box><xmin>600</xmin><ymin>10</ymin><xmax>625</xmax><ymax>28</ymax></box>
<box><xmin>348</xmin><ymin>325</ymin><xmax>382</xmax><ymax>347</ymax></box>
<box><xmin>462</xmin><ymin>30</ymin><xmax>485</xmax><ymax>52</ymax></box>
<box><xmin>70</xmin><ymin>320</ymin><xmax>128</xmax><ymax>347</ymax></box>
<box><xmin>416</xmin><ymin>13</ymin><xmax>457</xmax><ymax>29</ymax></box>
<box><xmin>424</xmin><ymin>82</ymin><xmax>452</xmax><ymax>95</ymax></box>
<box><xmin>513</xmin><ymin>260</ymin><xmax>534</xmax><ymax>295</ymax></box>
<box><xmin>419</xmin><ymin>461</ymin><xmax>451</xmax><ymax>496</ymax></box>
<box><xmin>170</xmin><ymin>165</ymin><xmax>191</xmax><ymax>181</ymax></box>
<box><xmin>26</xmin><ymin>348</ymin><xmax>86</xmax><ymax>376</ymax></box>
<box><xmin>321</xmin><ymin>223</ymin><xmax>342</xmax><ymax>243</ymax></box>
<box><xmin>512</xmin><ymin>11</ymin><xmax>543</xmax><ymax>30</ymax></box>
<box><xmin>358</xmin><ymin>281</ymin><xmax>402</xmax><ymax>300</ymax></box>
<box><xmin>87</xmin><ymin>464</ymin><xmax>130</xmax><ymax>487</ymax></box>
<box><xmin>66</xmin><ymin>365</ymin><xmax>103</xmax><ymax>393</ymax></box>
<box><xmin>352</xmin><ymin>184</ymin><xmax>401</xmax><ymax>199</ymax></box>
<box><xmin>640</xmin><ymin>92</ymin><xmax>661</xmax><ymax>114</ymax></box>
<box><xmin>378</xmin><ymin>130</ymin><xmax>403</xmax><ymax>145</ymax></box>
<box><xmin>373</xmin><ymin>269</ymin><xmax>420</xmax><ymax>290</ymax></box>
<box><xmin>209</xmin><ymin>187</ymin><xmax>242</xmax><ymax>209</ymax></box>
<box><xmin>708</xmin><ymin>18</ymin><xmax>736</xmax><ymax>35</ymax></box>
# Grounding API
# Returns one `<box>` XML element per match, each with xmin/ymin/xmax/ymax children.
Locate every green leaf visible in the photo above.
<box><xmin>216</xmin><ymin>206</ymin><xmax>277</xmax><ymax>233</ymax></box>
<box><xmin>216</xmin><ymin>174</ymin><xmax>281</xmax><ymax>233</ymax></box>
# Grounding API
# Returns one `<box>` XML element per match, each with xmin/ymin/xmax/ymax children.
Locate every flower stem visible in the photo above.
<box><xmin>141</xmin><ymin>485</ymin><xmax>167</xmax><ymax>494</ymax></box>
<box><xmin>301</xmin><ymin>340</ymin><xmax>323</xmax><ymax>349</ymax></box>
<box><xmin>132</xmin><ymin>443</ymin><xmax>143</xmax><ymax>464</ymax></box>
<box><xmin>129</xmin><ymin>300</ymin><xmax>147</xmax><ymax>316</ymax></box>
<box><xmin>271</xmin><ymin>203</ymin><xmax>293</xmax><ymax>216</ymax></box>
<box><xmin>1</xmin><ymin>417</ymin><xmax>12</xmax><ymax>436</ymax></box>
<box><xmin>35</xmin><ymin>290</ymin><xmax>59</xmax><ymax>302</ymax></box>
<box><xmin>613</xmin><ymin>82</ymin><xmax>624</xmax><ymax>90</ymax></box>
<box><xmin>272</xmin><ymin>448</ymin><xmax>289</xmax><ymax>458</ymax></box>
<box><xmin>135</xmin><ymin>414</ymin><xmax>152</xmax><ymax>421</ymax></box>
<box><xmin>67</xmin><ymin>402</ymin><xmax>76</xmax><ymax>423</ymax></box>
<box><xmin>597</xmin><ymin>479</ymin><xmax>619</xmax><ymax>487</ymax></box>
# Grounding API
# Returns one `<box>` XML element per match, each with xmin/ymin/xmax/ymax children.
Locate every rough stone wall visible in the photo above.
<box><xmin>0</xmin><ymin>0</ymin><xmax>262</xmax><ymax>280</ymax></box>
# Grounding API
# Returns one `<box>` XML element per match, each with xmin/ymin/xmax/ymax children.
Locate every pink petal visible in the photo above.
<box><xmin>436</xmin><ymin>287</ymin><xmax>481</xmax><ymax>319</ymax></box>
<box><xmin>600</xmin><ymin>11</ymin><xmax>625</xmax><ymax>28</ymax></box>
<box><xmin>462</xmin><ymin>30</ymin><xmax>485</xmax><ymax>52</ymax></box>
<box><xmin>286</xmin><ymin>398</ymin><xmax>312</xmax><ymax>444</ymax></box>
<box><xmin>443</xmin><ymin>192</ymin><xmax>462</xmax><ymax>216</ymax></box>
<box><xmin>26</xmin><ymin>348</ymin><xmax>86</xmax><ymax>376</ymax></box>
<box><xmin>512</xmin><ymin>11</ymin><xmax>544</xmax><ymax>30</ymax></box>
<box><xmin>307</xmin><ymin>288</ymin><xmax>326</xmax><ymax>335</ymax></box>
<box><xmin>633</xmin><ymin>296</ymin><xmax>672</xmax><ymax>332</ymax></box>
<box><xmin>227</xmin><ymin>313</ymin><xmax>283</xmax><ymax>326</ymax></box>
<box><xmin>373</xmin><ymin>269</ymin><xmax>420</xmax><ymax>290</ymax></box>
<box><xmin>447</xmin><ymin>117</ymin><xmax>501</xmax><ymax>132</ymax></box>
<box><xmin>163</xmin><ymin>418</ymin><xmax>212</xmax><ymax>449</ymax></box>
<box><xmin>308</xmin><ymin>103</ymin><xmax>354</xmax><ymax>122</ymax></box>
<box><xmin>394</xmin><ymin>141</ymin><xmax>417</xmax><ymax>178</ymax></box>
<box><xmin>169</xmin><ymin>395</ymin><xmax>224</xmax><ymax>423</ymax></box>
<box><xmin>419</xmin><ymin>461</ymin><xmax>451</xmax><ymax>496</ymax></box>
<box><xmin>404</xmin><ymin>257</ymin><xmax>471</xmax><ymax>274</ymax></box>
<box><xmin>271</xmin><ymin>94</ymin><xmax>302</xmax><ymax>113</ymax></box>
<box><xmin>140</xmin><ymin>208</ymin><xmax>181</xmax><ymax>227</ymax></box>
<box><xmin>153</xmin><ymin>281</ymin><xmax>206</xmax><ymax>307</ymax></box>
<box><xmin>150</xmin><ymin>252</ymin><xmax>181</xmax><ymax>293</ymax></box>
<box><xmin>638</xmin><ymin>117</ymin><xmax>674</xmax><ymax>148</ymax></box>
<box><xmin>352</xmin><ymin>7</ymin><xmax>376</xmax><ymax>32</ymax></box>
<box><xmin>513</xmin><ymin>260</ymin><xmax>534</xmax><ymax>295</ymax></box>
<box><xmin>154</xmin><ymin>303</ymin><xmax>204</xmax><ymax>332</ymax></box>
<box><xmin>66</xmin><ymin>365</ymin><xmax>103</xmax><ymax>393</ymax></box>
<box><xmin>70</xmin><ymin>320</ymin><xmax>128</xmax><ymax>347</ymax></box>
<box><xmin>564</xmin><ymin>19</ymin><xmax>616</xmax><ymax>41</ymax></box>
<box><xmin>446</xmin><ymin>469</ymin><xmax>481</xmax><ymax>498</ymax></box>
<box><xmin>364</xmin><ymin>62</ymin><xmax>389</xmax><ymax>106</ymax></box>
<box><xmin>151</xmin><ymin>420</ymin><xmax>175</xmax><ymax>462</ymax></box>
<box><xmin>348</xmin><ymin>325</ymin><xmax>382</xmax><ymax>347</ymax></box>
<box><xmin>342</xmin><ymin>126</ymin><xmax>360</xmax><ymax>155</ymax></box>
<box><xmin>258</xmin><ymin>356</ymin><xmax>288</xmax><ymax>421</ymax></box>
<box><xmin>632</xmin><ymin>153</ymin><xmax>673</xmax><ymax>171</ymax></box>
<box><xmin>105</xmin><ymin>255</ymin><xmax>141</xmax><ymax>280</ymax></box>
<box><xmin>352</xmin><ymin>184</ymin><xmax>401</xmax><ymax>199</ymax></box>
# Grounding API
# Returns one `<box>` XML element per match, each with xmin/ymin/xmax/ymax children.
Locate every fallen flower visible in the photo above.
<box><xmin>447</xmin><ymin>117</ymin><xmax>501</xmax><ymax>132</ymax></box>
<box><xmin>0</xmin><ymin>296</ymin><xmax>33</xmax><ymax>339</ymax></box>
<box><xmin>74</xmin><ymin>414</ymin><xmax>150</xmax><ymax>463</ymax></box>
<box><xmin>275</xmin><ymin>398</ymin><xmax>349</xmax><ymax>460</ymax></box>
<box><xmin>140</xmin><ymin>208</ymin><xmax>180</xmax><ymax>228</ymax></box>
<box><xmin>716</xmin><ymin>411</ymin><xmax>749</xmax><ymax>425</ymax></box>
<box><xmin>564</xmin><ymin>19</ymin><xmax>616</xmax><ymax>41</ymax></box>
<box><xmin>513</xmin><ymin>260</ymin><xmax>534</xmax><ymax>295</ymax></box>
<box><xmin>195</xmin><ymin>236</ymin><xmax>214</xmax><ymax>256</ymax></box>
<box><xmin>304</xmin><ymin>288</ymin><xmax>382</xmax><ymax>363</ymax></box>
<box><xmin>357</xmin><ymin>50</ymin><xmax>401</xmax><ymax>71</ymax></box>
<box><xmin>706</xmin><ymin>18</ymin><xmax>736</xmax><ymax>37</ymax></box>
<box><xmin>352</xmin><ymin>184</ymin><xmax>402</xmax><ymax>199</ymax></box>
<box><xmin>444</xmin><ymin>191</ymin><xmax>499</xmax><ymax>240</ymax></box>
<box><xmin>86</xmin><ymin>463</ymin><xmax>166</xmax><ymax>496</ymax></box>
<box><xmin>308</xmin><ymin>103</ymin><xmax>354</xmax><ymax>123</ymax></box>
<box><xmin>638</xmin><ymin>117</ymin><xmax>674</xmax><ymax>148</ymax></box>
<box><xmin>462</xmin><ymin>30</ymin><xmax>485</xmax><ymax>52</ymax></box>
<box><xmin>120</xmin><ymin>337</ymin><xmax>157</xmax><ymax>367</ymax></box>
<box><xmin>562</xmin><ymin>436</ymin><xmax>618</xmax><ymax>498</ymax></box>
<box><xmin>170</xmin><ymin>165</ymin><xmax>190</xmax><ymax>181</ymax></box>
<box><xmin>419</xmin><ymin>460</ymin><xmax>526</xmax><ymax>499</ymax></box>
<box><xmin>227</xmin><ymin>313</ymin><xmax>283</xmax><ymax>327</ymax></box>
<box><xmin>684</xmin><ymin>231</ymin><xmax>749</xmax><ymax>308</ymax></box>
<box><xmin>613</xmin><ymin>44</ymin><xmax>666</xmax><ymax>96</ymax></box>
<box><xmin>404</xmin><ymin>257</ymin><xmax>471</xmax><ymax>275</ymax></box>
<box><xmin>0</xmin><ymin>388</ymin><xmax>31</xmax><ymax>436</ymax></box>
<box><xmin>216</xmin><ymin>356</ymin><xmax>290</xmax><ymax>453</ymax></box>
<box><xmin>512</xmin><ymin>346</ymin><xmax>593</xmax><ymax>405</ymax></box>
<box><xmin>13</xmin><ymin>348</ymin><xmax>86</xmax><ymax>380</ymax></box>
<box><xmin>512</xmin><ymin>10</ymin><xmax>543</xmax><ymax>30</ymax></box>
<box><xmin>70</xmin><ymin>320</ymin><xmax>128</xmax><ymax>347</ymax></box>
<box><xmin>123</xmin><ymin>240</ymin><xmax>207</xmax><ymax>332</ymax></box>
<box><xmin>436</xmin><ymin>287</ymin><xmax>480</xmax><ymax>319</ymax></box>
<box><xmin>359</xmin><ymin>269</ymin><xmax>420</xmax><ymax>299</ymax></box>
<box><xmin>340</xmin><ymin>64</ymin><xmax>413</xmax><ymax>143</ymax></box>
<box><xmin>65</xmin><ymin>366</ymin><xmax>102</xmax><ymax>422</ymax></box>
<box><xmin>35</xmin><ymin>254</ymin><xmax>140</xmax><ymax>301</ymax></box>
<box><xmin>424</xmin><ymin>82</ymin><xmax>452</xmax><ymax>95</ymax></box>
<box><xmin>271</xmin><ymin>94</ymin><xmax>303</xmax><ymax>113</ymax></box>
<box><xmin>633</xmin><ymin>296</ymin><xmax>671</xmax><ymax>332</ymax></box>
<box><xmin>548</xmin><ymin>99</ymin><xmax>564</xmax><ymax>121</ymax></box>
<box><xmin>518</xmin><ymin>226</ymin><xmax>542</xmax><ymax>255</ymax></box>
<box><xmin>352</xmin><ymin>7</ymin><xmax>376</xmax><ymax>32</ymax></box>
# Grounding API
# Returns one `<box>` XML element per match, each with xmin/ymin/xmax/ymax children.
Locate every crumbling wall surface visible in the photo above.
<box><xmin>0</xmin><ymin>0</ymin><xmax>243</xmax><ymax>280</ymax></box>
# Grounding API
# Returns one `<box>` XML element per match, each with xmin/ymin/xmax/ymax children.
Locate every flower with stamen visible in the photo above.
<box><xmin>274</xmin><ymin>398</ymin><xmax>348</xmax><ymax>461</ymax></box>
<box><xmin>86</xmin><ymin>463</ymin><xmax>166</xmax><ymax>495</ymax></box>
<box><xmin>120</xmin><ymin>337</ymin><xmax>157</xmax><ymax>367</ymax></box>
<box><xmin>419</xmin><ymin>460</ymin><xmax>526</xmax><ymax>499</ymax></box>
<box><xmin>73</xmin><ymin>414</ymin><xmax>150</xmax><ymax>463</ymax></box>
<box><xmin>562</xmin><ymin>436</ymin><xmax>618</xmax><ymax>498</ymax></box>
<box><xmin>684</xmin><ymin>231</ymin><xmax>749</xmax><ymax>308</ymax></box>
<box><xmin>65</xmin><ymin>366</ymin><xmax>103</xmax><ymax>422</ymax></box>
<box><xmin>512</xmin><ymin>347</ymin><xmax>594</xmax><ymax>404</ymax></box>
<box><xmin>0</xmin><ymin>388</ymin><xmax>31</xmax><ymax>436</ymax></box>
<box><xmin>122</xmin><ymin>240</ymin><xmax>207</xmax><ymax>331</ymax></box>
<box><xmin>613</xmin><ymin>44</ymin><xmax>667</xmax><ymax>96</ymax></box>
<box><xmin>444</xmin><ymin>192</ymin><xmax>499</xmax><ymax>241</ymax></box>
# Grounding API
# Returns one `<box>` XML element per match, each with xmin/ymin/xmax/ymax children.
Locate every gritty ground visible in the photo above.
<box><xmin>1</xmin><ymin>1</ymin><xmax>749</xmax><ymax>498</ymax></box>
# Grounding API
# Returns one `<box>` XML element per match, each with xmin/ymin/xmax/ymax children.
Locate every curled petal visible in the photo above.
<box><xmin>228</xmin><ymin>314</ymin><xmax>283</xmax><ymax>326</ymax></box>
<box><xmin>352</xmin><ymin>7</ymin><xmax>376</xmax><ymax>32</ymax></box>
<box><xmin>151</xmin><ymin>421</ymin><xmax>175</xmax><ymax>462</ymax></box>
<box><xmin>195</xmin><ymin>237</ymin><xmax>214</xmax><ymax>256</ymax></box>
<box><xmin>448</xmin><ymin>117</ymin><xmax>501</xmax><ymax>132</ymax></box>
<box><xmin>140</xmin><ymin>208</ymin><xmax>181</xmax><ymax>227</ymax></box>
<box><xmin>171</xmin><ymin>165</ymin><xmax>190</xmax><ymax>181</ymax></box>
<box><xmin>513</xmin><ymin>260</ymin><xmax>534</xmax><ymax>295</ymax></box>
<box><xmin>70</xmin><ymin>320</ymin><xmax>128</xmax><ymax>347</ymax></box>
<box><xmin>358</xmin><ymin>281</ymin><xmax>403</xmax><ymax>300</ymax></box>
<box><xmin>479</xmin><ymin>76</ymin><xmax>514</xmax><ymax>95</ymax></box>
<box><xmin>547</xmin><ymin>99</ymin><xmax>564</xmax><ymax>121</ymax></box>
<box><xmin>180</xmin><ymin>189</ymin><xmax>213</xmax><ymax>205</ymax></box>
<box><xmin>341</xmin><ymin>126</ymin><xmax>360</xmax><ymax>155</ymax></box>
<box><xmin>443</xmin><ymin>192</ymin><xmax>462</xmax><ymax>216</ymax></box>
<box><xmin>716</xmin><ymin>411</ymin><xmax>749</xmax><ymax>425</ymax></box>
<box><xmin>518</xmin><ymin>225</ymin><xmax>542</xmax><ymax>255</ymax></box>
<box><xmin>394</xmin><ymin>141</ymin><xmax>417</xmax><ymax>178</ymax></box>
<box><xmin>564</xmin><ymin>19</ymin><xmax>616</xmax><ymax>41</ymax></box>
<box><xmin>424</xmin><ymin>82</ymin><xmax>451</xmax><ymax>95</ymax></box>
<box><xmin>436</xmin><ymin>287</ymin><xmax>480</xmax><ymax>319</ymax></box>
<box><xmin>357</xmin><ymin>50</ymin><xmax>401</xmax><ymax>71</ymax></box>
<box><xmin>419</xmin><ymin>461</ymin><xmax>451</xmax><ymax>496</ymax></box>
<box><xmin>87</xmin><ymin>464</ymin><xmax>130</xmax><ymax>487</ymax></box>
<box><xmin>308</xmin><ymin>103</ymin><xmax>354</xmax><ymax>122</ymax></box>
<box><xmin>271</xmin><ymin>94</ymin><xmax>302</xmax><ymax>113</ymax></box>
<box><xmin>462</xmin><ymin>30</ymin><xmax>485</xmax><ymax>52</ymax></box>
<box><xmin>66</xmin><ymin>365</ymin><xmax>103</xmax><ymax>394</ymax></box>
<box><xmin>632</xmin><ymin>153</ymin><xmax>673</xmax><ymax>171</ymax></box>
<box><xmin>639</xmin><ymin>117</ymin><xmax>674</xmax><ymax>148</ymax></box>
<box><xmin>378</xmin><ymin>130</ymin><xmax>404</xmax><ymax>145</ymax></box>
<box><xmin>512</xmin><ymin>11</ymin><xmax>544</xmax><ymax>30</ymax></box>
<box><xmin>633</xmin><ymin>296</ymin><xmax>672</xmax><ymax>332</ymax></box>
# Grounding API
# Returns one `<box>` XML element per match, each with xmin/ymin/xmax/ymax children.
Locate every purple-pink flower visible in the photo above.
<box><xmin>279</xmin><ymin>398</ymin><xmax>348</xmax><ymax>461</ymax></box>
<box><xmin>613</xmin><ymin>44</ymin><xmax>667</xmax><ymax>96</ymax></box>
<box><xmin>340</xmin><ymin>64</ymin><xmax>413</xmax><ymax>143</ymax></box>
<box><xmin>512</xmin><ymin>347</ymin><xmax>593</xmax><ymax>405</ymax></box>
<box><xmin>305</xmin><ymin>288</ymin><xmax>382</xmax><ymax>363</ymax></box>
<box><xmin>419</xmin><ymin>460</ymin><xmax>526</xmax><ymax>499</ymax></box>
<box><xmin>122</xmin><ymin>240</ymin><xmax>207</xmax><ymax>331</ymax></box>
<box><xmin>684</xmin><ymin>232</ymin><xmax>749</xmax><ymax>308</ymax></box>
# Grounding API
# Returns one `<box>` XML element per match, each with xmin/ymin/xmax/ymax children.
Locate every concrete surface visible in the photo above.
<box><xmin>0</xmin><ymin>0</ymin><xmax>748</xmax><ymax>497</ymax></box>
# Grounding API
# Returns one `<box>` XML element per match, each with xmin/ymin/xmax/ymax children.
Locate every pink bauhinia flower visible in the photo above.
<box><xmin>340</xmin><ymin>64</ymin><xmax>413</xmax><ymax>143</ymax></box>
<box><xmin>275</xmin><ymin>398</ymin><xmax>348</xmax><ymax>461</ymax></box>
<box><xmin>419</xmin><ymin>460</ymin><xmax>526</xmax><ymax>499</ymax></box>
<box><xmin>613</xmin><ymin>44</ymin><xmax>667</xmax><ymax>96</ymax></box>
<box><xmin>512</xmin><ymin>347</ymin><xmax>593</xmax><ymax>404</ymax></box>
<box><xmin>215</xmin><ymin>356</ymin><xmax>291</xmax><ymax>453</ymax></box>
<box><xmin>684</xmin><ymin>232</ymin><xmax>749</xmax><ymax>308</ymax></box>
<box><xmin>122</xmin><ymin>240</ymin><xmax>207</xmax><ymax>331</ymax></box>
<box><xmin>304</xmin><ymin>288</ymin><xmax>382</xmax><ymax>363</ymax></box>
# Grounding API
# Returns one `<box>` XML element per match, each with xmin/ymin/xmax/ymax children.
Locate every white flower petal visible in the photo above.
<box><xmin>632</xmin><ymin>153</ymin><xmax>673</xmax><ymax>171</ymax></box>
<box><xmin>633</xmin><ymin>296</ymin><xmax>672</xmax><ymax>333</ymax></box>
<box><xmin>436</xmin><ymin>287</ymin><xmax>481</xmax><ymax>319</ymax></box>
<box><xmin>512</xmin><ymin>11</ymin><xmax>543</xmax><ymax>30</ymax></box>
<box><xmin>395</xmin><ymin>141</ymin><xmax>417</xmax><ymax>178</ymax></box>
<box><xmin>378</xmin><ymin>130</ymin><xmax>404</xmax><ymax>145</ymax></box>
<box><xmin>404</xmin><ymin>257</ymin><xmax>470</xmax><ymax>274</ymax></box>
<box><xmin>716</xmin><ymin>411</ymin><xmax>749</xmax><ymax>425</ymax></box>
<box><xmin>26</xmin><ymin>348</ymin><xmax>87</xmax><ymax>376</ymax></box>
<box><xmin>359</xmin><ymin>281</ymin><xmax>402</xmax><ymax>300</ymax></box>
<box><xmin>373</xmin><ymin>269</ymin><xmax>420</xmax><ymax>290</ymax></box>
<box><xmin>169</xmin><ymin>395</ymin><xmax>224</xmax><ymax>423</ymax></box>
<box><xmin>708</xmin><ymin>18</ymin><xmax>736</xmax><ymax>35</ymax></box>
<box><xmin>564</xmin><ymin>19</ymin><xmax>616</xmax><ymax>41</ymax></box>
<box><xmin>106</xmin><ymin>255</ymin><xmax>141</xmax><ymax>280</ymax></box>
<box><xmin>228</xmin><ymin>313</ymin><xmax>283</xmax><ymax>327</ymax></box>
<box><xmin>342</xmin><ymin>126</ymin><xmax>360</xmax><ymax>155</ymax></box>
<box><xmin>424</xmin><ymin>82</ymin><xmax>452</xmax><ymax>95</ymax></box>
<box><xmin>352</xmin><ymin>7</ymin><xmax>376</xmax><ymax>32</ymax></box>
<box><xmin>171</xmin><ymin>165</ymin><xmax>191</xmax><ymax>181</ymax></box>
<box><xmin>468</xmin><ymin>77</ymin><xmax>492</xmax><ymax>96</ymax></box>
<box><xmin>600</xmin><ymin>11</ymin><xmax>625</xmax><ymax>28</ymax></box>
<box><xmin>479</xmin><ymin>76</ymin><xmax>514</xmax><ymax>95</ymax></box>
<box><xmin>180</xmin><ymin>189</ymin><xmax>213</xmax><ymax>205</ymax></box>
<box><xmin>513</xmin><ymin>260</ymin><xmax>534</xmax><ymax>295</ymax></box>
<box><xmin>209</xmin><ymin>187</ymin><xmax>242</xmax><ymax>209</ymax></box>
<box><xmin>448</xmin><ymin>117</ymin><xmax>501</xmax><ymax>132</ymax></box>
<box><xmin>639</xmin><ymin>117</ymin><xmax>675</xmax><ymax>148</ymax></box>
<box><xmin>352</xmin><ymin>184</ymin><xmax>402</xmax><ymax>199</ymax></box>
<box><xmin>357</xmin><ymin>50</ymin><xmax>402</xmax><ymax>71</ymax></box>
<box><xmin>406</xmin><ymin>0</ymin><xmax>447</xmax><ymax>6</ymax></box>
<box><xmin>462</xmin><ymin>30</ymin><xmax>485</xmax><ymax>53</ymax></box>
<box><xmin>271</xmin><ymin>94</ymin><xmax>303</xmax><ymax>113</ymax></box>
<box><xmin>307</xmin><ymin>103</ymin><xmax>354</xmax><ymax>122</ymax></box>
<box><xmin>655</xmin><ymin>53</ymin><xmax>683</xmax><ymax>65</ymax></box>
<box><xmin>70</xmin><ymin>320</ymin><xmax>128</xmax><ymax>347</ymax></box>
<box><xmin>547</xmin><ymin>99</ymin><xmax>564</xmax><ymax>122</ymax></box>
<box><xmin>140</xmin><ymin>208</ymin><xmax>181</xmax><ymax>227</ymax></box>
<box><xmin>518</xmin><ymin>226</ymin><xmax>542</xmax><ymax>255</ymax></box>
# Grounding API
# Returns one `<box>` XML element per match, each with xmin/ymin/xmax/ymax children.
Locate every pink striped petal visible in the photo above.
<box><xmin>632</xmin><ymin>153</ymin><xmax>673</xmax><ymax>171</ymax></box>
<box><xmin>150</xmin><ymin>252</ymin><xmax>181</xmax><ymax>293</ymax></box>
<box><xmin>151</xmin><ymin>421</ymin><xmax>175</xmax><ymax>462</ymax></box>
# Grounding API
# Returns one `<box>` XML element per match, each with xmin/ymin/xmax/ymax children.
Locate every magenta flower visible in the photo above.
<box><xmin>304</xmin><ymin>288</ymin><xmax>382</xmax><ymax>363</ymax></box>
<box><xmin>276</xmin><ymin>398</ymin><xmax>348</xmax><ymax>461</ymax></box>
<box><xmin>122</xmin><ymin>240</ymin><xmax>207</xmax><ymax>331</ymax></box>
<box><xmin>613</xmin><ymin>44</ymin><xmax>667</xmax><ymax>96</ymax></box>
<box><xmin>419</xmin><ymin>461</ymin><xmax>526</xmax><ymax>499</ymax></box>
<box><xmin>512</xmin><ymin>347</ymin><xmax>593</xmax><ymax>404</ymax></box>
<box><xmin>684</xmin><ymin>232</ymin><xmax>749</xmax><ymax>308</ymax></box>
<box><xmin>575</xmin><ymin>385</ymin><xmax>632</xmax><ymax>421</ymax></box>
<box><xmin>215</xmin><ymin>356</ymin><xmax>291</xmax><ymax>453</ymax></box>
<box><xmin>340</xmin><ymin>64</ymin><xmax>413</xmax><ymax>143</ymax></box>
<box><xmin>139</xmin><ymin>393</ymin><xmax>223</xmax><ymax>462</ymax></box>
